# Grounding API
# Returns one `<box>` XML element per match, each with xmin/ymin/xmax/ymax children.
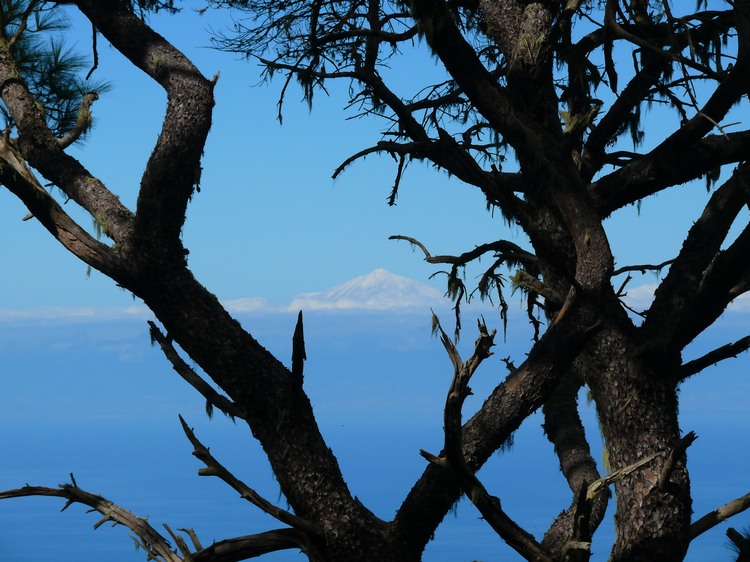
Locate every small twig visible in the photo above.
<box><xmin>164</xmin><ymin>523</ymin><xmax>194</xmax><ymax>560</ymax></box>
<box><xmin>178</xmin><ymin>416</ymin><xmax>322</xmax><ymax>538</ymax></box>
<box><xmin>390</xmin><ymin>234</ymin><xmax>537</xmax><ymax>269</ymax></box>
<box><xmin>178</xmin><ymin>527</ymin><xmax>203</xmax><ymax>552</ymax></box>
<box><xmin>690</xmin><ymin>492</ymin><xmax>750</xmax><ymax>539</ymax></box>
<box><xmin>613</xmin><ymin>259</ymin><xmax>675</xmax><ymax>276</ymax></box>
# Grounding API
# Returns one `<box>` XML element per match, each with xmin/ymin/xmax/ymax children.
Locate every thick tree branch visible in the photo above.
<box><xmin>402</xmin><ymin>0</ymin><xmax>615</xmax><ymax>300</ymax></box>
<box><xmin>582</xmin><ymin>55</ymin><xmax>670</xmax><ymax>181</ymax></box>
<box><xmin>191</xmin><ymin>528</ymin><xmax>316</xmax><ymax>562</ymax></box>
<box><xmin>541</xmin><ymin>371</ymin><xmax>608</xmax><ymax>555</ymax></box>
<box><xmin>592</xmin><ymin>131</ymin><xmax>750</xmax><ymax>217</ymax></box>
<box><xmin>408</xmin><ymin>0</ymin><xmax>549</xmax><ymax>164</ymax></box>
<box><xmin>643</xmin><ymin>161</ymin><xmax>750</xmax><ymax>349</ymax></box>
<box><xmin>0</xmin><ymin>38</ymin><xmax>134</xmax><ymax>244</ymax></box>
<box><xmin>392</xmin><ymin>293</ymin><xmax>605</xmax><ymax>554</ymax></box>
<box><xmin>73</xmin><ymin>0</ymin><xmax>214</xmax><ymax>254</ymax></box>
<box><xmin>679</xmin><ymin>221</ymin><xmax>750</xmax><ymax>345</ymax></box>
<box><xmin>0</xmin><ymin>140</ymin><xmax>118</xmax><ymax>274</ymax></box>
<box><xmin>583</xmin><ymin>7</ymin><xmax>735</xmax><ymax>183</ymax></box>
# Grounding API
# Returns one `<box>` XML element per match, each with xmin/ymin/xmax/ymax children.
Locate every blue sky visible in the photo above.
<box><xmin>1</xmin><ymin>3</ymin><xmax>749</xmax><ymax>561</ymax></box>
<box><xmin>0</xmin><ymin>3</ymin><xmax>722</xmax><ymax>310</ymax></box>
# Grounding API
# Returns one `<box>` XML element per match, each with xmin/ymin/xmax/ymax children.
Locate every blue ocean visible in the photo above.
<box><xmin>1</xmin><ymin>309</ymin><xmax>747</xmax><ymax>561</ymax></box>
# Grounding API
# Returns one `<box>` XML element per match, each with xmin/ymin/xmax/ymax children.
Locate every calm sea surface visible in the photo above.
<box><xmin>1</xmin><ymin>311</ymin><xmax>748</xmax><ymax>561</ymax></box>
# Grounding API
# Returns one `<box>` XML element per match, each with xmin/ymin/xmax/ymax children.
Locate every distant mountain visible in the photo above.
<box><xmin>287</xmin><ymin>268</ymin><xmax>447</xmax><ymax>311</ymax></box>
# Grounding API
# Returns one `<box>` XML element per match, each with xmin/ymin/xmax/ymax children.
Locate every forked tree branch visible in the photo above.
<box><xmin>0</xmin><ymin>480</ymin><xmax>320</xmax><ymax>562</ymax></box>
<box><xmin>393</xmin><ymin>289</ymin><xmax>605</xmax><ymax>552</ymax></box>
<box><xmin>592</xmin><ymin>131</ymin><xmax>750</xmax><ymax>217</ymax></box>
<box><xmin>0</xmin><ymin>40</ymin><xmax>134</xmax><ymax>244</ymax></box>
<box><xmin>592</xmin><ymin>8</ymin><xmax>750</xmax><ymax>217</ymax></box>
<box><xmin>644</xmin><ymin>161</ymin><xmax>750</xmax><ymax>347</ymax></box>
<box><xmin>420</xmin><ymin>317</ymin><xmax>553</xmax><ymax>562</ymax></box>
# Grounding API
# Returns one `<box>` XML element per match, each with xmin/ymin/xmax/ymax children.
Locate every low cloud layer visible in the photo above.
<box><xmin>2</xmin><ymin>271</ymin><xmax>749</xmax><ymax>322</ymax></box>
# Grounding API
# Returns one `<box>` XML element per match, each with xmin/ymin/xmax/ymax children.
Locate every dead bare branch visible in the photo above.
<box><xmin>679</xmin><ymin>335</ymin><xmax>750</xmax><ymax>381</ymax></box>
<box><xmin>691</xmin><ymin>492</ymin><xmax>750</xmax><ymax>539</ymax></box>
<box><xmin>149</xmin><ymin>322</ymin><xmax>245</xmax><ymax>421</ymax></box>
<box><xmin>421</xmin><ymin>317</ymin><xmax>553</xmax><ymax>562</ymax></box>
<box><xmin>612</xmin><ymin>259</ymin><xmax>674</xmax><ymax>276</ymax></box>
<box><xmin>178</xmin><ymin>416</ymin><xmax>322</xmax><ymax>538</ymax></box>
<box><xmin>658</xmin><ymin>431</ymin><xmax>698</xmax><ymax>490</ymax></box>
<box><xmin>191</xmin><ymin>528</ymin><xmax>315</xmax><ymax>562</ymax></box>
<box><xmin>0</xmin><ymin>481</ymin><xmax>182</xmax><ymax>562</ymax></box>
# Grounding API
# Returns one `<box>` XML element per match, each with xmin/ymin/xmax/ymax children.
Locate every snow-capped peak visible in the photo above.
<box><xmin>287</xmin><ymin>268</ymin><xmax>445</xmax><ymax>311</ymax></box>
